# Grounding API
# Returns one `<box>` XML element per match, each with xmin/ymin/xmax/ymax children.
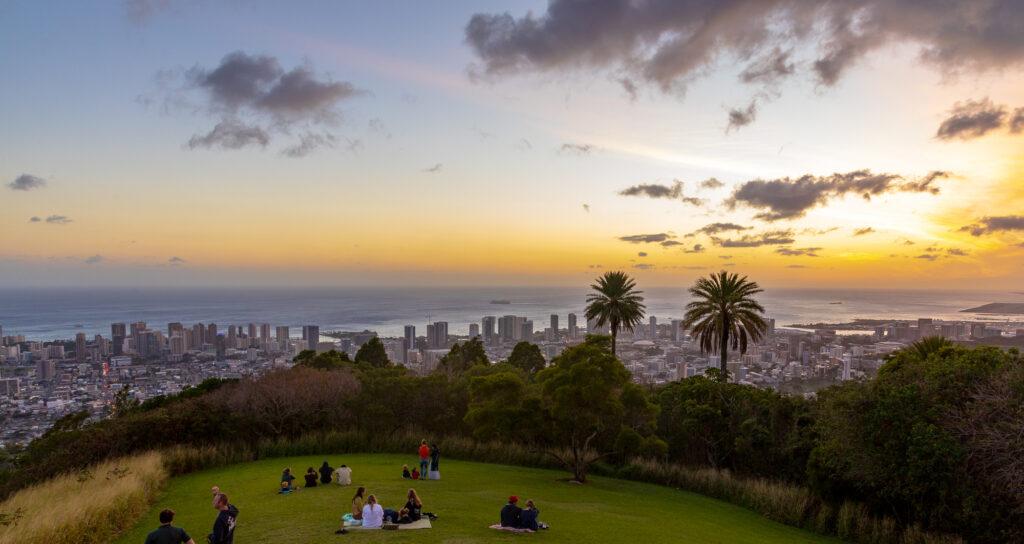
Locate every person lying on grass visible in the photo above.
<box><xmin>144</xmin><ymin>508</ymin><xmax>195</xmax><ymax>544</ymax></box>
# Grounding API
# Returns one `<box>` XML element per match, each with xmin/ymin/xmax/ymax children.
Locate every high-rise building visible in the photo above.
<box><xmin>111</xmin><ymin>322</ymin><xmax>126</xmax><ymax>355</ymax></box>
<box><xmin>170</xmin><ymin>334</ymin><xmax>185</xmax><ymax>360</ymax></box>
<box><xmin>482</xmin><ymin>316</ymin><xmax>496</xmax><ymax>342</ymax></box>
<box><xmin>568</xmin><ymin>313</ymin><xmax>577</xmax><ymax>339</ymax></box>
<box><xmin>671</xmin><ymin>319</ymin><xmax>683</xmax><ymax>342</ymax></box>
<box><xmin>131</xmin><ymin>322</ymin><xmax>146</xmax><ymax>355</ymax></box>
<box><xmin>168</xmin><ymin>322</ymin><xmax>184</xmax><ymax>339</ymax></box>
<box><xmin>302</xmin><ymin>325</ymin><xmax>320</xmax><ymax>350</ymax></box>
<box><xmin>429</xmin><ymin>321</ymin><xmax>449</xmax><ymax>349</ymax></box>
<box><xmin>0</xmin><ymin>324</ymin><xmax>3</xmax><ymax>346</ymax></box>
<box><xmin>550</xmin><ymin>314</ymin><xmax>559</xmax><ymax>337</ymax></box>
<box><xmin>248</xmin><ymin>323</ymin><xmax>258</xmax><ymax>347</ymax></box>
<box><xmin>192</xmin><ymin>323</ymin><xmax>206</xmax><ymax>349</ymax></box>
<box><xmin>215</xmin><ymin>334</ymin><xmax>226</xmax><ymax>358</ymax></box>
<box><xmin>227</xmin><ymin>325</ymin><xmax>237</xmax><ymax>348</ymax></box>
<box><xmin>75</xmin><ymin>332</ymin><xmax>87</xmax><ymax>362</ymax></box>
<box><xmin>404</xmin><ymin>326</ymin><xmax>416</xmax><ymax>362</ymax></box>
<box><xmin>520</xmin><ymin>320</ymin><xmax>533</xmax><ymax>342</ymax></box>
<box><xmin>276</xmin><ymin>326</ymin><xmax>289</xmax><ymax>347</ymax></box>
<box><xmin>499</xmin><ymin>315</ymin><xmax>524</xmax><ymax>340</ymax></box>
<box><xmin>36</xmin><ymin>359</ymin><xmax>55</xmax><ymax>382</ymax></box>
<box><xmin>261</xmin><ymin>323</ymin><xmax>271</xmax><ymax>345</ymax></box>
<box><xmin>112</xmin><ymin>322</ymin><xmax>126</xmax><ymax>337</ymax></box>
<box><xmin>0</xmin><ymin>378</ymin><xmax>19</xmax><ymax>397</ymax></box>
<box><xmin>469</xmin><ymin>323</ymin><xmax>480</xmax><ymax>340</ymax></box>
<box><xmin>767</xmin><ymin>318</ymin><xmax>776</xmax><ymax>337</ymax></box>
<box><xmin>649</xmin><ymin>316</ymin><xmax>657</xmax><ymax>340</ymax></box>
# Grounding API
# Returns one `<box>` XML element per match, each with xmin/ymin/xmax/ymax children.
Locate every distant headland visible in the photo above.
<box><xmin>960</xmin><ymin>303</ymin><xmax>1024</xmax><ymax>314</ymax></box>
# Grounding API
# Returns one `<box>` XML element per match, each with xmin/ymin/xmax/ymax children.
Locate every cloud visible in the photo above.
<box><xmin>935</xmin><ymin>98</ymin><xmax>1008</xmax><ymax>140</ymax></box>
<box><xmin>946</xmin><ymin>248</ymin><xmax>969</xmax><ymax>256</ymax></box>
<box><xmin>1012</xmin><ymin>108</ymin><xmax>1024</xmax><ymax>133</ymax></box>
<box><xmin>45</xmin><ymin>215</ymin><xmax>73</xmax><ymax>225</ymax></box>
<box><xmin>168</xmin><ymin>256</ymin><xmax>186</xmax><ymax>265</ymax></box>
<box><xmin>85</xmin><ymin>254</ymin><xmax>103</xmax><ymax>264</ymax></box>
<box><xmin>421</xmin><ymin>163</ymin><xmax>443</xmax><ymax>174</ymax></box>
<box><xmin>618</xmin><ymin>179</ymin><xmax>705</xmax><ymax>206</ymax></box>
<box><xmin>682</xmin><ymin>266</ymin><xmax>708</xmax><ymax>270</ymax></box>
<box><xmin>800</xmin><ymin>227</ymin><xmax>839</xmax><ymax>235</ymax></box>
<box><xmin>558</xmin><ymin>143</ymin><xmax>596</xmax><ymax>155</ymax></box>
<box><xmin>367</xmin><ymin>117</ymin><xmax>392</xmax><ymax>139</ymax></box>
<box><xmin>726</xmin><ymin>100</ymin><xmax>757</xmax><ymax>133</ymax></box>
<box><xmin>617</xmin><ymin>77</ymin><xmax>639</xmax><ymax>101</ymax></box>
<box><xmin>698</xmin><ymin>178</ymin><xmax>725</xmax><ymax>191</ymax></box>
<box><xmin>683</xmin><ymin>244</ymin><xmax>705</xmax><ymax>254</ymax></box>
<box><xmin>775</xmin><ymin>247</ymin><xmax>823</xmax><ymax>257</ymax></box>
<box><xmin>187</xmin><ymin>120</ymin><xmax>269</xmax><ymax>150</ymax></box>
<box><xmin>515</xmin><ymin>138</ymin><xmax>533</xmax><ymax>151</ymax></box>
<box><xmin>123</xmin><ymin>0</ymin><xmax>175</xmax><ymax>23</ymax></box>
<box><xmin>693</xmin><ymin>222</ymin><xmax>752</xmax><ymax>236</ymax></box>
<box><xmin>915</xmin><ymin>254</ymin><xmax>938</xmax><ymax>261</ymax></box>
<box><xmin>618</xmin><ymin>233</ymin><xmax>673</xmax><ymax>244</ymax></box>
<box><xmin>164</xmin><ymin>51</ymin><xmax>363</xmax><ymax>155</ymax></box>
<box><xmin>28</xmin><ymin>216</ymin><xmax>41</xmax><ymax>223</ymax></box>
<box><xmin>638</xmin><ymin>252</ymin><xmax>648</xmax><ymax>257</ymax></box>
<box><xmin>852</xmin><ymin>227</ymin><xmax>875</xmax><ymax>236</ymax></box>
<box><xmin>959</xmin><ymin>215</ymin><xmax>1024</xmax><ymax>236</ymax></box>
<box><xmin>719</xmin><ymin>255</ymin><xmax>733</xmax><ymax>260</ymax></box>
<box><xmin>582</xmin><ymin>204</ymin><xmax>590</xmax><ymax>212</ymax></box>
<box><xmin>727</xmin><ymin>169</ymin><xmax>949</xmax><ymax>221</ymax></box>
<box><xmin>660</xmin><ymin>240</ymin><xmax>682</xmax><ymax>247</ymax></box>
<box><xmin>786</xmin><ymin>265</ymin><xmax>808</xmax><ymax>269</ymax></box>
<box><xmin>588</xmin><ymin>264</ymin><xmax>603</xmax><ymax>269</ymax></box>
<box><xmin>633</xmin><ymin>263</ymin><xmax>655</xmax><ymax>270</ymax></box>
<box><xmin>8</xmin><ymin>174</ymin><xmax>47</xmax><ymax>191</ymax></box>
<box><xmin>281</xmin><ymin>132</ymin><xmax>337</xmax><ymax>158</ymax></box>
<box><xmin>465</xmin><ymin>2</ymin><xmax>1024</xmax><ymax>125</ymax></box>
<box><xmin>711</xmin><ymin>229</ymin><xmax>795</xmax><ymax>247</ymax></box>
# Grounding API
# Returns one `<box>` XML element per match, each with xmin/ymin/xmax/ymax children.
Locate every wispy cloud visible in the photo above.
<box><xmin>618</xmin><ymin>179</ymin><xmax>705</xmax><ymax>206</ymax></box>
<box><xmin>85</xmin><ymin>254</ymin><xmax>104</xmax><ymax>264</ymax></box>
<box><xmin>936</xmin><ymin>98</ymin><xmax>1023</xmax><ymax>141</ymax></box>
<box><xmin>711</xmin><ymin>229</ymin><xmax>795</xmax><ymax>247</ymax></box>
<box><xmin>852</xmin><ymin>227</ymin><xmax>876</xmax><ymax>236</ymax></box>
<box><xmin>558</xmin><ymin>143</ymin><xmax>596</xmax><ymax>155</ymax></box>
<box><xmin>8</xmin><ymin>174</ymin><xmax>47</xmax><ymax>191</ymax></box>
<box><xmin>959</xmin><ymin>215</ymin><xmax>1024</xmax><ymax>236</ymax></box>
<box><xmin>45</xmin><ymin>215</ymin><xmax>73</xmax><ymax>225</ymax></box>
<box><xmin>28</xmin><ymin>216</ymin><xmax>41</xmax><ymax>223</ymax></box>
<box><xmin>618</xmin><ymin>233</ymin><xmax>673</xmax><ymax>244</ymax></box>
<box><xmin>421</xmin><ymin>163</ymin><xmax>443</xmax><ymax>174</ymax></box>
<box><xmin>775</xmin><ymin>247</ymin><xmax>823</xmax><ymax>257</ymax></box>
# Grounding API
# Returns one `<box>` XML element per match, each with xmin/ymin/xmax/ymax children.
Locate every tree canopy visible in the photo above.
<box><xmin>354</xmin><ymin>337</ymin><xmax>389</xmax><ymax>368</ymax></box>
<box><xmin>681</xmin><ymin>270</ymin><xmax>767</xmax><ymax>379</ymax></box>
<box><xmin>584</xmin><ymin>270</ymin><xmax>646</xmax><ymax>355</ymax></box>
<box><xmin>507</xmin><ymin>341</ymin><xmax>546</xmax><ymax>375</ymax></box>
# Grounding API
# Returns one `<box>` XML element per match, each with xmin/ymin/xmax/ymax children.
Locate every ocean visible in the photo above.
<box><xmin>0</xmin><ymin>286</ymin><xmax>1022</xmax><ymax>341</ymax></box>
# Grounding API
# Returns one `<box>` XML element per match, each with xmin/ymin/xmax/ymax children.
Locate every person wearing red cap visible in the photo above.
<box><xmin>500</xmin><ymin>495</ymin><xmax>522</xmax><ymax>528</ymax></box>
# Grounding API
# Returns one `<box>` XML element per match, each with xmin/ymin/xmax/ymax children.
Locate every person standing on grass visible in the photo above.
<box><xmin>418</xmin><ymin>439</ymin><xmax>430</xmax><ymax>478</ymax></box>
<box><xmin>362</xmin><ymin>494</ymin><xmax>384</xmax><ymax>528</ymax></box>
<box><xmin>144</xmin><ymin>509</ymin><xmax>195</xmax><ymax>544</ymax></box>
<box><xmin>428</xmin><ymin>443</ymin><xmax>440</xmax><ymax>480</ymax></box>
<box><xmin>208</xmin><ymin>493</ymin><xmax>238</xmax><ymax>544</ymax></box>
<box><xmin>319</xmin><ymin>461</ymin><xmax>334</xmax><ymax>485</ymax></box>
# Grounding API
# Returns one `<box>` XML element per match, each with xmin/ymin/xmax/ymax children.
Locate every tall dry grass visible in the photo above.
<box><xmin>0</xmin><ymin>451</ymin><xmax>166</xmax><ymax>544</ymax></box>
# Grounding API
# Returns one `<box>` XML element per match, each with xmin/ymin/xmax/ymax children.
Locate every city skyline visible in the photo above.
<box><xmin>2</xmin><ymin>2</ymin><xmax>1024</xmax><ymax>288</ymax></box>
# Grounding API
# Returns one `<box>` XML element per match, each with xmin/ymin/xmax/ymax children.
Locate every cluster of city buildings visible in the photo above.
<box><xmin>1</xmin><ymin>315</ymin><xmax>1021</xmax><ymax>447</ymax></box>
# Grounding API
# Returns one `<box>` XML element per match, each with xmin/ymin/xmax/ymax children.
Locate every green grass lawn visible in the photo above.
<box><xmin>116</xmin><ymin>454</ymin><xmax>839</xmax><ymax>543</ymax></box>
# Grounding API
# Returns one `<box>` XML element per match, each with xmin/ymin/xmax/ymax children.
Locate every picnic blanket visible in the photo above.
<box><xmin>345</xmin><ymin>519</ymin><xmax>433</xmax><ymax>530</ymax></box>
<box><xmin>489</xmin><ymin>524</ymin><xmax>535</xmax><ymax>533</ymax></box>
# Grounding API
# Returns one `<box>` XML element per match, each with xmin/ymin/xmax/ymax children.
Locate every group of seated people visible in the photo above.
<box><xmin>279</xmin><ymin>462</ymin><xmax>352</xmax><ymax>492</ymax></box>
<box><xmin>345</xmin><ymin>487</ymin><xmax>435</xmax><ymax>528</ymax></box>
<box><xmin>500</xmin><ymin>495</ymin><xmax>541</xmax><ymax>531</ymax></box>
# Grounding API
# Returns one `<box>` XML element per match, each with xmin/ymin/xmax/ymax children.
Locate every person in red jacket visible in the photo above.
<box><xmin>417</xmin><ymin>439</ymin><xmax>430</xmax><ymax>479</ymax></box>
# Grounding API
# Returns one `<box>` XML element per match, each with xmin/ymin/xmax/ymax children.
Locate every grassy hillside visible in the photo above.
<box><xmin>116</xmin><ymin>454</ymin><xmax>838</xmax><ymax>544</ymax></box>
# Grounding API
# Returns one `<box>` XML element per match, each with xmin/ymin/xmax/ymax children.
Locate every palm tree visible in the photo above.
<box><xmin>584</xmin><ymin>271</ymin><xmax>646</xmax><ymax>356</ymax></box>
<box><xmin>681</xmin><ymin>271</ymin><xmax>767</xmax><ymax>380</ymax></box>
<box><xmin>908</xmin><ymin>336</ymin><xmax>954</xmax><ymax>359</ymax></box>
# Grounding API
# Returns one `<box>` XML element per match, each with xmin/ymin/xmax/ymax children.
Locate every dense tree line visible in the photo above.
<box><xmin>1</xmin><ymin>338</ymin><xmax>1020</xmax><ymax>542</ymax></box>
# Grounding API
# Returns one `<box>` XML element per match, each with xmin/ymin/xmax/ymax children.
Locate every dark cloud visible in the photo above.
<box><xmin>422</xmin><ymin>163</ymin><xmax>443</xmax><ymax>174</ymax></box>
<box><xmin>618</xmin><ymin>179</ymin><xmax>705</xmax><ymax>206</ymax></box>
<box><xmin>936</xmin><ymin>98</ymin><xmax>1007</xmax><ymax>140</ymax></box>
<box><xmin>959</xmin><ymin>215</ymin><xmax>1024</xmax><ymax>236</ymax></box>
<box><xmin>8</xmin><ymin>174</ymin><xmax>47</xmax><ymax>191</ymax></box>
<box><xmin>683</xmin><ymin>244</ymin><xmax>705</xmax><ymax>254</ymax></box>
<box><xmin>727</xmin><ymin>169</ymin><xmax>949</xmax><ymax>221</ymax></box>
<box><xmin>85</xmin><ymin>254</ymin><xmax>103</xmax><ymax>264</ymax></box>
<box><xmin>776</xmin><ymin>247</ymin><xmax>823</xmax><ymax>257</ymax></box>
<box><xmin>559</xmin><ymin>143</ymin><xmax>596</xmax><ymax>155</ymax></box>
<box><xmin>711</xmin><ymin>229</ymin><xmax>795</xmax><ymax>247</ymax></box>
<box><xmin>693</xmin><ymin>222</ymin><xmax>751</xmax><ymax>236</ymax></box>
<box><xmin>852</xmin><ymin>227</ymin><xmax>875</xmax><ymax>236</ymax></box>
<box><xmin>465</xmin><ymin>1</ymin><xmax>1024</xmax><ymax>125</ymax></box>
<box><xmin>187</xmin><ymin>120</ymin><xmax>269</xmax><ymax>150</ymax></box>
<box><xmin>924</xmin><ymin>246</ymin><xmax>940</xmax><ymax>253</ymax></box>
<box><xmin>915</xmin><ymin>254</ymin><xmax>938</xmax><ymax>261</ymax></box>
<box><xmin>618</xmin><ymin>233</ymin><xmax>673</xmax><ymax>244</ymax></box>
<box><xmin>726</xmin><ymin>100</ymin><xmax>757</xmax><ymax>133</ymax></box>
<box><xmin>281</xmin><ymin>132</ymin><xmax>337</xmax><ymax>158</ymax></box>
<box><xmin>45</xmin><ymin>215</ymin><xmax>73</xmax><ymax>225</ymax></box>
<box><xmin>946</xmin><ymin>248</ymin><xmax>969</xmax><ymax>256</ymax></box>
<box><xmin>698</xmin><ymin>178</ymin><xmax>725</xmax><ymax>191</ymax></box>
<box><xmin>164</xmin><ymin>51</ymin><xmax>363</xmax><ymax>155</ymax></box>
<box><xmin>633</xmin><ymin>263</ymin><xmax>655</xmax><ymax>270</ymax></box>
<box><xmin>618</xmin><ymin>77</ymin><xmax>638</xmax><ymax>101</ymax></box>
<box><xmin>638</xmin><ymin>252</ymin><xmax>648</xmax><ymax>257</ymax></box>
<box><xmin>582</xmin><ymin>204</ymin><xmax>590</xmax><ymax>213</ymax></box>
<box><xmin>28</xmin><ymin>216</ymin><xmax>41</xmax><ymax>223</ymax></box>
<box><xmin>168</xmin><ymin>256</ymin><xmax>186</xmax><ymax>264</ymax></box>
<box><xmin>1012</xmin><ymin>108</ymin><xmax>1024</xmax><ymax>133</ymax></box>
<box><xmin>660</xmin><ymin>240</ymin><xmax>681</xmax><ymax>247</ymax></box>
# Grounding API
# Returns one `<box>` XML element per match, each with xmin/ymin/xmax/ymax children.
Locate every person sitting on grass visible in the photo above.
<box><xmin>145</xmin><ymin>509</ymin><xmax>195</xmax><ymax>544</ymax></box>
<box><xmin>520</xmin><ymin>499</ymin><xmax>540</xmax><ymax>531</ymax></box>
<box><xmin>334</xmin><ymin>464</ymin><xmax>352</xmax><ymax>486</ymax></box>
<box><xmin>351</xmin><ymin>487</ymin><xmax>366</xmax><ymax>520</ymax></box>
<box><xmin>319</xmin><ymin>461</ymin><xmax>334</xmax><ymax>485</ymax></box>
<box><xmin>500</xmin><ymin>495</ymin><xmax>522</xmax><ymax>528</ymax></box>
<box><xmin>402</xmin><ymin>464</ymin><xmax>411</xmax><ymax>479</ymax></box>
<box><xmin>304</xmin><ymin>467</ymin><xmax>318</xmax><ymax>488</ymax></box>
<box><xmin>362</xmin><ymin>494</ymin><xmax>384</xmax><ymax>528</ymax></box>
<box><xmin>411</xmin><ymin>467</ymin><xmax>420</xmax><ymax>480</ymax></box>
<box><xmin>280</xmin><ymin>467</ymin><xmax>297</xmax><ymax>490</ymax></box>
<box><xmin>404</xmin><ymin>488</ymin><xmax>423</xmax><ymax>521</ymax></box>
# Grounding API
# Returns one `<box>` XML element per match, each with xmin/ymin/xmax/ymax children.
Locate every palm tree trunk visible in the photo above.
<box><xmin>720</xmin><ymin>313</ymin><xmax>729</xmax><ymax>381</ymax></box>
<box><xmin>610</xmin><ymin>322</ymin><xmax>618</xmax><ymax>356</ymax></box>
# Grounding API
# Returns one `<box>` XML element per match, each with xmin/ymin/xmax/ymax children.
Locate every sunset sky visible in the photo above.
<box><xmin>2</xmin><ymin>1</ymin><xmax>1023</xmax><ymax>288</ymax></box>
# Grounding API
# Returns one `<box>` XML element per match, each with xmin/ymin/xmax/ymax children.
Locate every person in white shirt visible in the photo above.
<box><xmin>361</xmin><ymin>494</ymin><xmax>384</xmax><ymax>528</ymax></box>
<box><xmin>333</xmin><ymin>464</ymin><xmax>352</xmax><ymax>486</ymax></box>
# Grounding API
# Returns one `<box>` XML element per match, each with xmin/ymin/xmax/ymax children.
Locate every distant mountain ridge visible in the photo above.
<box><xmin>960</xmin><ymin>303</ymin><xmax>1024</xmax><ymax>314</ymax></box>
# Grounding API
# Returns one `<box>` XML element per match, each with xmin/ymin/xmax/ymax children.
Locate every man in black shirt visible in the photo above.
<box><xmin>500</xmin><ymin>495</ymin><xmax>522</xmax><ymax>528</ymax></box>
<box><xmin>208</xmin><ymin>493</ymin><xmax>238</xmax><ymax>544</ymax></box>
<box><xmin>319</xmin><ymin>461</ymin><xmax>334</xmax><ymax>485</ymax></box>
<box><xmin>145</xmin><ymin>509</ymin><xmax>195</xmax><ymax>544</ymax></box>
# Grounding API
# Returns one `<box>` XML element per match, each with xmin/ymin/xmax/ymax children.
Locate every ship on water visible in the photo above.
<box><xmin>490</xmin><ymin>299</ymin><xmax>511</xmax><ymax>304</ymax></box>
